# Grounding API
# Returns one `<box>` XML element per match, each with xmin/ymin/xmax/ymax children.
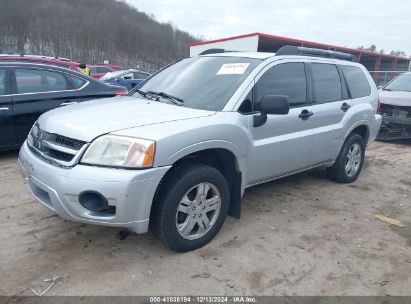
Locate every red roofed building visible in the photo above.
<box><xmin>190</xmin><ymin>33</ymin><xmax>411</xmax><ymax>85</ymax></box>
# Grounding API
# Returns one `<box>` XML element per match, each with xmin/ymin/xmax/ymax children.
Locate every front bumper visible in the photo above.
<box><xmin>377</xmin><ymin>103</ymin><xmax>411</xmax><ymax>140</ymax></box>
<box><xmin>377</xmin><ymin>116</ymin><xmax>411</xmax><ymax>140</ymax></box>
<box><xmin>18</xmin><ymin>141</ymin><xmax>171</xmax><ymax>233</ymax></box>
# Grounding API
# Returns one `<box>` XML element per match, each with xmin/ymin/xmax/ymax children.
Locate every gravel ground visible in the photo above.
<box><xmin>0</xmin><ymin>140</ymin><xmax>410</xmax><ymax>296</ymax></box>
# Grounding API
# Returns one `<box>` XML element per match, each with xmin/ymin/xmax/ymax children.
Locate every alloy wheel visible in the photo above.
<box><xmin>345</xmin><ymin>143</ymin><xmax>362</xmax><ymax>177</ymax></box>
<box><xmin>175</xmin><ymin>182</ymin><xmax>221</xmax><ymax>240</ymax></box>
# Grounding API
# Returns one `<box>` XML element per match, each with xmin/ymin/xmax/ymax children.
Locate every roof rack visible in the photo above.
<box><xmin>199</xmin><ymin>48</ymin><xmax>227</xmax><ymax>55</ymax></box>
<box><xmin>275</xmin><ymin>45</ymin><xmax>358</xmax><ymax>62</ymax></box>
<box><xmin>198</xmin><ymin>48</ymin><xmax>242</xmax><ymax>55</ymax></box>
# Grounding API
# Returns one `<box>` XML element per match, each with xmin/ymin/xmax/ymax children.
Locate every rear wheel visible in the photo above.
<box><xmin>151</xmin><ymin>163</ymin><xmax>229</xmax><ymax>252</ymax></box>
<box><xmin>327</xmin><ymin>133</ymin><xmax>365</xmax><ymax>183</ymax></box>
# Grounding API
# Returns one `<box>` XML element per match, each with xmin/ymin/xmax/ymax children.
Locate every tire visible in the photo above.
<box><xmin>327</xmin><ymin>133</ymin><xmax>365</xmax><ymax>183</ymax></box>
<box><xmin>151</xmin><ymin>162</ymin><xmax>230</xmax><ymax>252</ymax></box>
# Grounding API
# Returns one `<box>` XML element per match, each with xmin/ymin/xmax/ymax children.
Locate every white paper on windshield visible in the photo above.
<box><xmin>216</xmin><ymin>63</ymin><xmax>250</xmax><ymax>75</ymax></box>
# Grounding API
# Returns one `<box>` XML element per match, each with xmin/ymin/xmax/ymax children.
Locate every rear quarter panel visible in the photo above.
<box><xmin>336</xmin><ymin>63</ymin><xmax>379</xmax><ymax>153</ymax></box>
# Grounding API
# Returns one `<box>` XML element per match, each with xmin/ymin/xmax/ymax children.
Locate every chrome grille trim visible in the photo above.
<box><xmin>42</xmin><ymin>140</ymin><xmax>78</xmax><ymax>155</ymax></box>
<box><xmin>28</xmin><ymin>123</ymin><xmax>88</xmax><ymax>167</ymax></box>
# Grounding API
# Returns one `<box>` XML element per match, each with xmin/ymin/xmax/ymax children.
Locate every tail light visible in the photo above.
<box><xmin>377</xmin><ymin>96</ymin><xmax>381</xmax><ymax>113</ymax></box>
<box><xmin>114</xmin><ymin>92</ymin><xmax>128</xmax><ymax>96</ymax></box>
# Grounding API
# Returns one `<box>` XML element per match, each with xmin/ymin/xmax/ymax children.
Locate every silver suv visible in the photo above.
<box><xmin>18</xmin><ymin>46</ymin><xmax>382</xmax><ymax>251</ymax></box>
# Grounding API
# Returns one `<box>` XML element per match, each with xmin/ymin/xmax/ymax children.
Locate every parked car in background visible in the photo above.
<box><xmin>18</xmin><ymin>46</ymin><xmax>381</xmax><ymax>251</ymax></box>
<box><xmin>0</xmin><ymin>62</ymin><xmax>127</xmax><ymax>151</ymax></box>
<box><xmin>377</xmin><ymin>72</ymin><xmax>411</xmax><ymax>140</ymax></box>
<box><xmin>100</xmin><ymin>69</ymin><xmax>150</xmax><ymax>90</ymax></box>
<box><xmin>0</xmin><ymin>54</ymin><xmax>81</xmax><ymax>72</ymax></box>
<box><xmin>89</xmin><ymin>64</ymin><xmax>122</xmax><ymax>79</ymax></box>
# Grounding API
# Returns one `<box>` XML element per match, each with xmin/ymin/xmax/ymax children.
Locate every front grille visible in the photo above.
<box><xmin>54</xmin><ymin>135</ymin><xmax>85</xmax><ymax>150</ymax></box>
<box><xmin>47</xmin><ymin>149</ymin><xmax>75</xmax><ymax>162</ymax></box>
<box><xmin>28</xmin><ymin>123</ymin><xmax>87</xmax><ymax>166</ymax></box>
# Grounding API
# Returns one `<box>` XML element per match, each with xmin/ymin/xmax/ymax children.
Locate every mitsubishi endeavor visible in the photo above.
<box><xmin>18</xmin><ymin>46</ymin><xmax>382</xmax><ymax>251</ymax></box>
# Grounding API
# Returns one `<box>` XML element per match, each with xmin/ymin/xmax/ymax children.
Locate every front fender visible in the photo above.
<box><xmin>167</xmin><ymin>139</ymin><xmax>246</xmax><ymax>173</ymax></box>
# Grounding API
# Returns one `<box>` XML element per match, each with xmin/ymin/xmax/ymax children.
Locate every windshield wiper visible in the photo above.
<box><xmin>147</xmin><ymin>91</ymin><xmax>184</xmax><ymax>106</ymax></box>
<box><xmin>134</xmin><ymin>89</ymin><xmax>152</xmax><ymax>99</ymax></box>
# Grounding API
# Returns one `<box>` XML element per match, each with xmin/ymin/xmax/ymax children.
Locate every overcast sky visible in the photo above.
<box><xmin>125</xmin><ymin>0</ymin><xmax>411</xmax><ymax>55</ymax></box>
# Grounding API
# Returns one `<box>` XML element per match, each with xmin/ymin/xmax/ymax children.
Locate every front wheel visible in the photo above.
<box><xmin>327</xmin><ymin>133</ymin><xmax>365</xmax><ymax>183</ymax></box>
<box><xmin>151</xmin><ymin>163</ymin><xmax>230</xmax><ymax>252</ymax></box>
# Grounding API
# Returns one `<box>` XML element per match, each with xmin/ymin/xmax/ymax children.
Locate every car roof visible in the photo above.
<box><xmin>0</xmin><ymin>61</ymin><xmax>89</xmax><ymax>76</ymax></box>
<box><xmin>0</xmin><ymin>55</ymin><xmax>79</xmax><ymax>65</ymax></box>
<box><xmin>122</xmin><ymin>69</ymin><xmax>148</xmax><ymax>73</ymax></box>
<box><xmin>200</xmin><ymin>52</ymin><xmax>275</xmax><ymax>59</ymax></box>
<box><xmin>107</xmin><ymin>69</ymin><xmax>148</xmax><ymax>74</ymax></box>
<box><xmin>89</xmin><ymin>64</ymin><xmax>121</xmax><ymax>67</ymax></box>
<box><xmin>199</xmin><ymin>51</ymin><xmax>362</xmax><ymax>65</ymax></box>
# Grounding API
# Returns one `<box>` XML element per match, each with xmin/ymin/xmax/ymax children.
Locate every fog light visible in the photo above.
<box><xmin>79</xmin><ymin>191</ymin><xmax>108</xmax><ymax>211</ymax></box>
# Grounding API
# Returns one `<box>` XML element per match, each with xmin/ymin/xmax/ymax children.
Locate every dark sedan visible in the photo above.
<box><xmin>0</xmin><ymin>62</ymin><xmax>127</xmax><ymax>150</ymax></box>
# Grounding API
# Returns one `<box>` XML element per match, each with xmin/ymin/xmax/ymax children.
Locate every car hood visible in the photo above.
<box><xmin>38</xmin><ymin>96</ymin><xmax>215</xmax><ymax>142</ymax></box>
<box><xmin>379</xmin><ymin>89</ymin><xmax>411</xmax><ymax>107</ymax></box>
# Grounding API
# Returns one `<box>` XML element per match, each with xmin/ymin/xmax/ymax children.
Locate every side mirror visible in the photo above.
<box><xmin>260</xmin><ymin>95</ymin><xmax>290</xmax><ymax>115</ymax></box>
<box><xmin>253</xmin><ymin>95</ymin><xmax>290</xmax><ymax>127</ymax></box>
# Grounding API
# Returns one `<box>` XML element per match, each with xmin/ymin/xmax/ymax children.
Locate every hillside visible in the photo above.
<box><xmin>0</xmin><ymin>0</ymin><xmax>200</xmax><ymax>70</ymax></box>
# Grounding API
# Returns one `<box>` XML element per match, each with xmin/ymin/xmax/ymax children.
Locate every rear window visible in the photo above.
<box><xmin>341</xmin><ymin>65</ymin><xmax>371</xmax><ymax>98</ymax></box>
<box><xmin>311</xmin><ymin>63</ymin><xmax>342</xmax><ymax>103</ymax></box>
<box><xmin>90</xmin><ymin>66</ymin><xmax>111</xmax><ymax>74</ymax></box>
<box><xmin>121</xmin><ymin>72</ymin><xmax>134</xmax><ymax>80</ymax></box>
<box><xmin>134</xmin><ymin>72</ymin><xmax>149</xmax><ymax>79</ymax></box>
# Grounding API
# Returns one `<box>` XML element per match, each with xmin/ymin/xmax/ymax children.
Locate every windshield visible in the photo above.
<box><xmin>100</xmin><ymin>70</ymin><xmax>126</xmax><ymax>80</ymax></box>
<box><xmin>133</xmin><ymin>56</ymin><xmax>262</xmax><ymax>111</ymax></box>
<box><xmin>384</xmin><ymin>73</ymin><xmax>411</xmax><ymax>92</ymax></box>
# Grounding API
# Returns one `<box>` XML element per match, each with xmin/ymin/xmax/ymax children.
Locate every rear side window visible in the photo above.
<box><xmin>311</xmin><ymin>63</ymin><xmax>342</xmax><ymax>103</ymax></box>
<box><xmin>91</xmin><ymin>67</ymin><xmax>111</xmax><ymax>74</ymax></box>
<box><xmin>0</xmin><ymin>69</ymin><xmax>5</xmax><ymax>95</ymax></box>
<box><xmin>341</xmin><ymin>65</ymin><xmax>371</xmax><ymax>98</ymax></box>
<box><xmin>121</xmin><ymin>72</ymin><xmax>134</xmax><ymax>80</ymax></box>
<box><xmin>98</xmin><ymin>67</ymin><xmax>111</xmax><ymax>73</ymax></box>
<box><xmin>134</xmin><ymin>72</ymin><xmax>148</xmax><ymax>79</ymax></box>
<box><xmin>67</xmin><ymin>74</ymin><xmax>87</xmax><ymax>89</ymax></box>
<box><xmin>15</xmin><ymin>69</ymin><xmax>71</xmax><ymax>94</ymax></box>
<box><xmin>256</xmin><ymin>63</ymin><xmax>307</xmax><ymax>107</ymax></box>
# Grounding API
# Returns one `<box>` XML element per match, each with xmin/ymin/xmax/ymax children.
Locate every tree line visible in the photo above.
<box><xmin>356</xmin><ymin>45</ymin><xmax>407</xmax><ymax>57</ymax></box>
<box><xmin>0</xmin><ymin>0</ymin><xmax>200</xmax><ymax>71</ymax></box>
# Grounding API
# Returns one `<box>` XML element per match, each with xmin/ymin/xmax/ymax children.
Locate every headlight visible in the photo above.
<box><xmin>80</xmin><ymin>135</ymin><xmax>155</xmax><ymax>168</ymax></box>
<box><xmin>27</xmin><ymin>124</ymin><xmax>37</xmax><ymax>147</ymax></box>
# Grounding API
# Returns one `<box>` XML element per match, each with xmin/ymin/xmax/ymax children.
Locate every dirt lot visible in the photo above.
<box><xmin>0</xmin><ymin>140</ymin><xmax>410</xmax><ymax>296</ymax></box>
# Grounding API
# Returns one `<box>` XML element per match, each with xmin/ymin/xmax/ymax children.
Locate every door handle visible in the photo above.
<box><xmin>0</xmin><ymin>107</ymin><xmax>9</xmax><ymax>111</ymax></box>
<box><xmin>60</xmin><ymin>101</ymin><xmax>78</xmax><ymax>106</ymax></box>
<box><xmin>341</xmin><ymin>102</ymin><xmax>351</xmax><ymax>112</ymax></box>
<box><xmin>299</xmin><ymin>109</ymin><xmax>313</xmax><ymax>120</ymax></box>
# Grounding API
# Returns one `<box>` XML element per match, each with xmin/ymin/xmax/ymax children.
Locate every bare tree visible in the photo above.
<box><xmin>0</xmin><ymin>0</ymin><xmax>200</xmax><ymax>70</ymax></box>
